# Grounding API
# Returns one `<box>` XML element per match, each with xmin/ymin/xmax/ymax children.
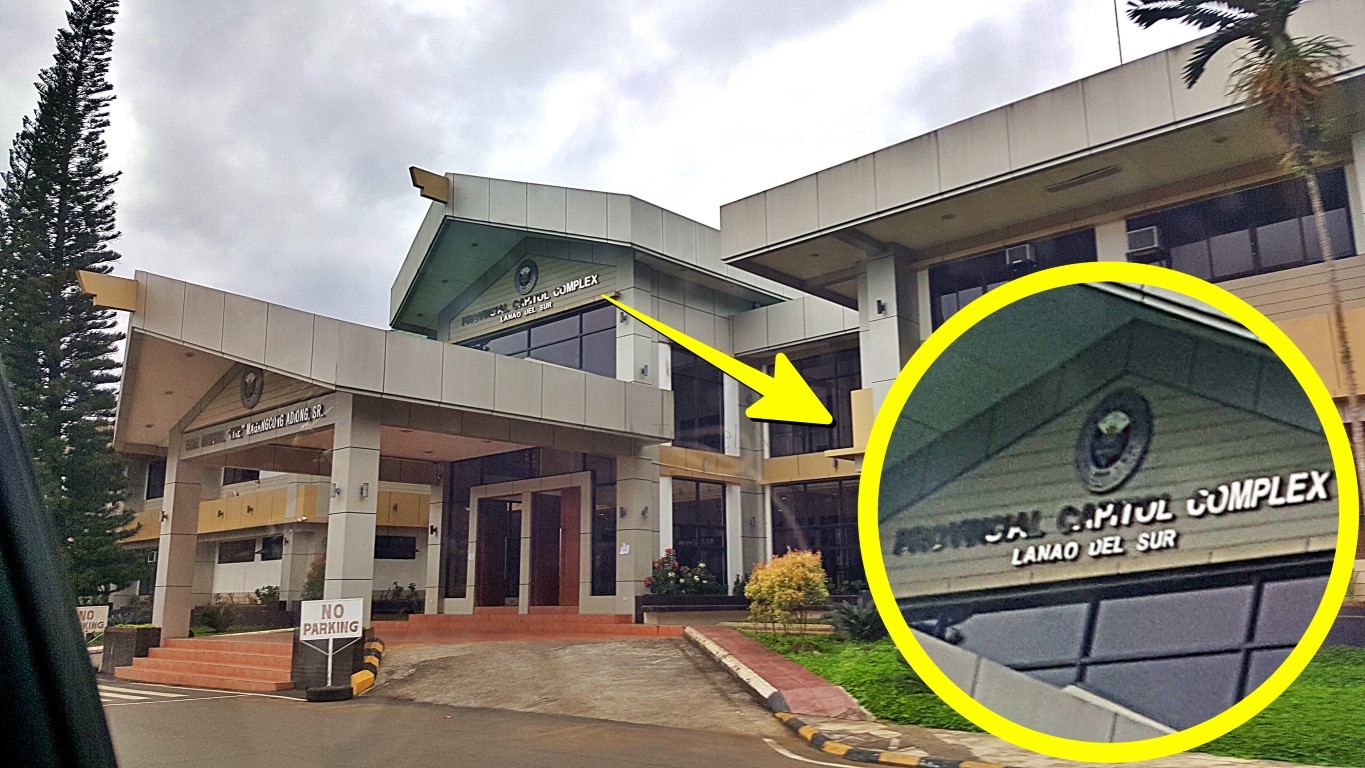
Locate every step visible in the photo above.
<box><xmin>127</xmin><ymin>657</ymin><xmax>292</xmax><ymax>682</ymax></box>
<box><xmin>114</xmin><ymin>665</ymin><xmax>294</xmax><ymax>693</ymax></box>
<box><xmin>163</xmin><ymin>637</ymin><xmax>294</xmax><ymax>657</ymax></box>
<box><xmin>148</xmin><ymin>647</ymin><xmax>293</xmax><ymax>669</ymax></box>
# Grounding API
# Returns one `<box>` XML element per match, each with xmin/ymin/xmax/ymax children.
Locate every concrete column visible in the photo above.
<box><xmin>324</xmin><ymin>394</ymin><xmax>381</xmax><ymax>624</ymax></box>
<box><xmin>1095</xmin><ymin>218</ymin><xmax>1131</xmax><ymax>262</ymax></box>
<box><xmin>724</xmin><ymin>484</ymin><xmax>742</xmax><ymax>591</ymax></box>
<box><xmin>424</xmin><ymin>466</ymin><xmax>448</xmax><ymax>614</ymax></box>
<box><xmin>614</xmin><ymin>445</ymin><xmax>661</xmax><ymax>614</ymax></box>
<box><xmin>517</xmin><ymin>490</ymin><xmax>532</xmax><ymax>614</ymax></box>
<box><xmin>281</xmin><ymin>527</ymin><xmax>324</xmax><ymax>606</ymax></box>
<box><xmin>616</xmin><ymin>260</ymin><xmax>659</xmax><ymax>386</ymax></box>
<box><xmin>858</xmin><ymin>247</ymin><xmax>922</xmax><ymax>411</ymax></box>
<box><xmin>1348</xmin><ymin>131</ymin><xmax>1365</xmax><ymax>256</ymax></box>
<box><xmin>152</xmin><ymin>441</ymin><xmax>220</xmax><ymax>639</ymax></box>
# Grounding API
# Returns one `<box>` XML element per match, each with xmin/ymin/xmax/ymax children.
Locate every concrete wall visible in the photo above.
<box><xmin>918</xmin><ymin>630</ymin><xmax>1171</xmax><ymax>741</ymax></box>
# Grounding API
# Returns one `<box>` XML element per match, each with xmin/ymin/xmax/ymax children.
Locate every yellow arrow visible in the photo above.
<box><xmin>602</xmin><ymin>294</ymin><xmax>833</xmax><ymax>426</ymax></box>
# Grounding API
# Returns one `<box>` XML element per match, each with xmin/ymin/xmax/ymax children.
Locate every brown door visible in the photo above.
<box><xmin>529</xmin><ymin>493</ymin><xmax>561</xmax><ymax>606</ymax></box>
<box><xmin>558</xmin><ymin>487</ymin><xmax>581</xmax><ymax>607</ymax></box>
<box><xmin>476</xmin><ymin>497</ymin><xmax>520</xmax><ymax>607</ymax></box>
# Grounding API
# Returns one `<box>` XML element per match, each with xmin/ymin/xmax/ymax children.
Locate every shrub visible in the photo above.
<box><xmin>745</xmin><ymin>550</ymin><xmax>829</xmax><ymax>629</ymax></box>
<box><xmin>832</xmin><ymin>601</ymin><xmax>888</xmax><ymax>641</ymax></box>
<box><xmin>301</xmin><ymin>555</ymin><xmax>325</xmax><ymax>601</ymax></box>
<box><xmin>110</xmin><ymin>607</ymin><xmax>152</xmax><ymax>626</ymax></box>
<box><xmin>197</xmin><ymin>604</ymin><xmax>235</xmax><ymax>632</ymax></box>
<box><xmin>645</xmin><ymin>549</ymin><xmax>724</xmax><ymax>596</ymax></box>
<box><xmin>731</xmin><ymin>573</ymin><xmax>748</xmax><ymax>597</ymax></box>
<box><xmin>253</xmin><ymin>585</ymin><xmax>281</xmax><ymax>605</ymax></box>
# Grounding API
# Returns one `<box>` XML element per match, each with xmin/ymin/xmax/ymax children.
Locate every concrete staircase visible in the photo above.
<box><xmin>114</xmin><ymin>631</ymin><xmax>294</xmax><ymax>692</ymax></box>
<box><xmin>373</xmin><ymin>608</ymin><xmax>684</xmax><ymax>644</ymax></box>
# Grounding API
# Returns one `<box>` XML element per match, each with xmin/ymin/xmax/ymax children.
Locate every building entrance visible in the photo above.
<box><xmin>475</xmin><ymin>495</ymin><xmax>522</xmax><ymax>607</ymax></box>
<box><xmin>468</xmin><ymin>475</ymin><xmax>589</xmax><ymax>612</ymax></box>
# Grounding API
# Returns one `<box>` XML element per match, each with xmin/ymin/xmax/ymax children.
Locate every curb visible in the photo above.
<box><xmin>684</xmin><ymin>627</ymin><xmax>1015</xmax><ymax>768</ymax></box>
<box><xmin>351</xmin><ymin>637</ymin><xmax>385</xmax><ymax>696</ymax></box>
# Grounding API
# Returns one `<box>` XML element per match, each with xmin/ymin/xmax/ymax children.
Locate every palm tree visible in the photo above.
<box><xmin>1127</xmin><ymin>0</ymin><xmax>1362</xmax><ymax>518</ymax></box>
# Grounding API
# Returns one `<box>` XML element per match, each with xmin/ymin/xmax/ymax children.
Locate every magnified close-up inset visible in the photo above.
<box><xmin>876</xmin><ymin>281</ymin><xmax>1339</xmax><ymax>742</ymax></box>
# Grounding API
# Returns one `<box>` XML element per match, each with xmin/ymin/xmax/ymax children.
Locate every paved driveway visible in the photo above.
<box><xmin>374</xmin><ymin>637</ymin><xmax>787</xmax><ymax>738</ymax></box>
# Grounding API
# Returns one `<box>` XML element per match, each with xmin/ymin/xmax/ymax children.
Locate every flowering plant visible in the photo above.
<box><xmin>646</xmin><ymin>549</ymin><xmax>724</xmax><ymax>596</ymax></box>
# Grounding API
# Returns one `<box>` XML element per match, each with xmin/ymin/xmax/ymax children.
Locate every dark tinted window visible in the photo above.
<box><xmin>222</xmin><ymin>467</ymin><xmax>260</xmax><ymax>486</ymax></box>
<box><xmin>900</xmin><ymin>557</ymin><xmax>1329</xmax><ymax>729</ymax></box>
<box><xmin>673</xmin><ymin>345</ymin><xmax>725</xmax><ymax>452</ymax></box>
<box><xmin>259</xmin><ymin>534</ymin><xmax>284</xmax><ymax>561</ymax></box>
<box><xmin>1128</xmin><ymin>167</ymin><xmax>1355</xmax><ymax>281</ymax></box>
<box><xmin>591</xmin><ymin>484</ymin><xmax>617</xmax><ymax>596</ymax></box>
<box><xmin>769</xmin><ymin>348</ymin><xmax>860</xmax><ymax>457</ymax></box>
<box><xmin>929</xmin><ymin>229</ymin><xmax>1097</xmax><ymax>327</ymax></box>
<box><xmin>217</xmin><ymin>539</ymin><xmax>256</xmax><ymax>564</ymax></box>
<box><xmin>463</xmin><ymin>302</ymin><xmax>616</xmax><ymax>378</ymax></box>
<box><xmin>771</xmin><ymin>478</ymin><xmax>863</xmax><ymax>588</ymax></box>
<box><xmin>672</xmin><ymin>478</ymin><xmax>727</xmax><ymax>583</ymax></box>
<box><xmin>146</xmin><ymin>458</ymin><xmax>167</xmax><ymax>501</ymax></box>
<box><xmin>1089</xmin><ymin>585</ymin><xmax>1252</xmax><ymax>656</ymax></box>
<box><xmin>374</xmin><ymin>535</ymin><xmax>417</xmax><ymax>560</ymax></box>
<box><xmin>1085</xmin><ymin>653</ymin><xmax>1243</xmax><ymax>728</ymax></box>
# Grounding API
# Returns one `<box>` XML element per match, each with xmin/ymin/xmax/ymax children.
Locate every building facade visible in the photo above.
<box><xmin>95</xmin><ymin>0</ymin><xmax>1363</xmax><ymax>664</ymax></box>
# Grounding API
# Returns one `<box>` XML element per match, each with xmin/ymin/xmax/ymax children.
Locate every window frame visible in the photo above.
<box><xmin>216</xmin><ymin>539</ymin><xmax>257</xmax><ymax>564</ymax></box>
<box><xmin>461</xmin><ymin>302</ymin><xmax>617</xmax><ymax>378</ymax></box>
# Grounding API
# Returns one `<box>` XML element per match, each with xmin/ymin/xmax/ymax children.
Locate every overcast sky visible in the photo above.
<box><xmin>0</xmin><ymin>1</ymin><xmax>1200</xmax><ymax>330</ymax></box>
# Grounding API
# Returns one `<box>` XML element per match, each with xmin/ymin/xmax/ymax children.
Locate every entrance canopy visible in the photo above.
<box><xmin>87</xmin><ymin>270</ymin><xmax>674</xmax><ymax>463</ymax></box>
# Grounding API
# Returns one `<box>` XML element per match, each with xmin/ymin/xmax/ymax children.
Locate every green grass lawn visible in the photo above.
<box><xmin>750</xmin><ymin>634</ymin><xmax>981</xmax><ymax>732</ymax></box>
<box><xmin>1200</xmin><ymin>646</ymin><xmax>1365</xmax><ymax>767</ymax></box>
<box><xmin>752</xmin><ymin>634</ymin><xmax>1365</xmax><ymax>767</ymax></box>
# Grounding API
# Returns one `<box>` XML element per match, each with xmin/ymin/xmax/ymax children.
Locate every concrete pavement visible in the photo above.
<box><xmin>374</xmin><ymin>637</ymin><xmax>788</xmax><ymax>738</ymax></box>
<box><xmin>102</xmin><ymin>680</ymin><xmax>834</xmax><ymax>768</ymax></box>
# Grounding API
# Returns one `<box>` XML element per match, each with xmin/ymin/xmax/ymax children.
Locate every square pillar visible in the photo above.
<box><xmin>858</xmin><ymin>247</ymin><xmax>922</xmax><ymax>411</ymax></box>
<box><xmin>615</xmin><ymin>445</ymin><xmax>661</xmax><ymax>614</ymax></box>
<box><xmin>152</xmin><ymin>443</ymin><xmax>220</xmax><ymax>639</ymax></box>
<box><xmin>424</xmin><ymin>466</ymin><xmax>448</xmax><ymax>614</ymax></box>
<box><xmin>324</xmin><ymin>394</ymin><xmax>381</xmax><ymax>624</ymax></box>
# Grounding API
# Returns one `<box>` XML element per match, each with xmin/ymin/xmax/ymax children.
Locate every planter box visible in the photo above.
<box><xmin>100</xmin><ymin>626</ymin><xmax>160</xmax><ymax>675</ymax></box>
<box><xmin>635</xmin><ymin>594</ymin><xmax>747</xmax><ymax>622</ymax></box>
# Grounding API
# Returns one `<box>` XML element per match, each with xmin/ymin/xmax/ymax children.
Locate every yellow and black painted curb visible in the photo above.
<box><xmin>774</xmin><ymin>712</ymin><xmax>1015</xmax><ymax>768</ymax></box>
<box><xmin>350</xmin><ymin>638</ymin><xmax>385</xmax><ymax>696</ymax></box>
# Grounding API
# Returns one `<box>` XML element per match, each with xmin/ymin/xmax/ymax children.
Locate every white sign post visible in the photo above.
<box><xmin>77</xmin><ymin>604</ymin><xmax>109</xmax><ymax>639</ymax></box>
<box><xmin>299</xmin><ymin>598</ymin><xmax>364</xmax><ymax>688</ymax></box>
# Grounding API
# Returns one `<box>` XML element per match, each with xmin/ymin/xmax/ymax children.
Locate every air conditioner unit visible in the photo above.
<box><xmin>1004</xmin><ymin>243</ymin><xmax>1036</xmax><ymax>268</ymax></box>
<box><xmin>1126</xmin><ymin>226</ymin><xmax>1166</xmax><ymax>262</ymax></box>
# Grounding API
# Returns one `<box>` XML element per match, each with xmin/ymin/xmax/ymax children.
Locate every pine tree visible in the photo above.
<box><xmin>0</xmin><ymin>0</ymin><xmax>138</xmax><ymax>600</ymax></box>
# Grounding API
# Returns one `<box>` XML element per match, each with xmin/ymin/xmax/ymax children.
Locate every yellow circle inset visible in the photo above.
<box><xmin>858</xmin><ymin>261</ymin><xmax>1358</xmax><ymax>763</ymax></box>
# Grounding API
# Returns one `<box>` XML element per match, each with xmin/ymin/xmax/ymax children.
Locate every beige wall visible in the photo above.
<box><xmin>882</xmin><ymin>376</ymin><xmax>1336</xmax><ymax>599</ymax></box>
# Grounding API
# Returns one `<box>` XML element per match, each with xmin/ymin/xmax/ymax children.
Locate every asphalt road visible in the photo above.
<box><xmin>101</xmin><ymin>680</ymin><xmax>849</xmax><ymax>768</ymax></box>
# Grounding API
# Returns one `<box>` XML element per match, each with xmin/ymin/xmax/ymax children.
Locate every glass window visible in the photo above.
<box><xmin>1084</xmin><ymin>653</ymin><xmax>1243</xmax><ymax>729</ymax></box>
<box><xmin>259</xmin><ymin>535</ymin><xmax>284</xmax><ymax>561</ymax></box>
<box><xmin>955</xmin><ymin>602</ymin><xmax>1089</xmax><ymax>667</ymax></box>
<box><xmin>146</xmin><ymin>458</ymin><xmax>166</xmax><ymax>501</ymax></box>
<box><xmin>1089</xmin><ymin>585</ymin><xmax>1253</xmax><ymax>657</ymax></box>
<box><xmin>1255</xmin><ymin>576</ymin><xmax>1328</xmax><ymax>645</ymax></box>
<box><xmin>463</xmin><ymin>302</ymin><xmax>616</xmax><ymax>379</ymax></box>
<box><xmin>673</xmin><ymin>345</ymin><xmax>725</xmax><ymax>452</ymax></box>
<box><xmin>222</xmin><ymin>467</ymin><xmax>260</xmax><ymax>486</ymax></box>
<box><xmin>672</xmin><ymin>478</ymin><xmax>727</xmax><ymax>583</ymax></box>
<box><xmin>769</xmin><ymin>348</ymin><xmax>860</xmax><ymax>457</ymax></box>
<box><xmin>900</xmin><ymin>557</ymin><xmax>1329</xmax><ymax>729</ymax></box>
<box><xmin>1128</xmin><ymin>167</ymin><xmax>1355</xmax><ymax>282</ymax></box>
<box><xmin>591</xmin><ymin>483</ymin><xmax>617</xmax><ymax>596</ymax></box>
<box><xmin>581</xmin><ymin>327</ymin><xmax>615</xmax><ymax>378</ymax></box>
<box><xmin>770</xmin><ymin>478</ymin><xmax>863</xmax><ymax>588</ymax></box>
<box><xmin>217</xmin><ymin>539</ymin><xmax>256</xmax><ymax>564</ymax></box>
<box><xmin>374</xmin><ymin>535</ymin><xmax>417</xmax><ymax>560</ymax></box>
<box><xmin>929</xmin><ymin>229</ymin><xmax>1097</xmax><ymax>327</ymax></box>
